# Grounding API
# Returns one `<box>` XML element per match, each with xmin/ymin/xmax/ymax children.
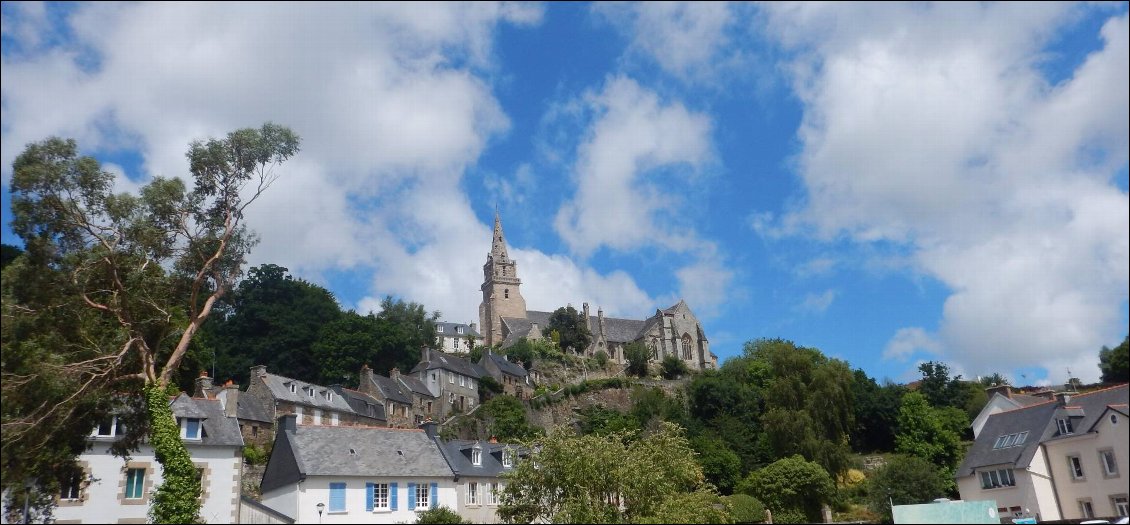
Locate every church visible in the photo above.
<box><xmin>478</xmin><ymin>213</ymin><xmax>718</xmax><ymax>371</ymax></box>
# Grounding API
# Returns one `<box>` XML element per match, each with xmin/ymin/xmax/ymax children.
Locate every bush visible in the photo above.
<box><xmin>415</xmin><ymin>505</ymin><xmax>467</xmax><ymax>524</ymax></box>
<box><xmin>661</xmin><ymin>355</ymin><xmax>689</xmax><ymax>379</ymax></box>
<box><xmin>242</xmin><ymin>443</ymin><xmax>271</xmax><ymax>466</ymax></box>
<box><xmin>595</xmin><ymin>350</ymin><xmax>608</xmax><ymax>367</ymax></box>
<box><xmin>726</xmin><ymin>494</ymin><xmax>766</xmax><ymax>523</ymax></box>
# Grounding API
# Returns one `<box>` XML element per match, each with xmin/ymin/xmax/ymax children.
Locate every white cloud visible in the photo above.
<box><xmin>675</xmin><ymin>253</ymin><xmax>735</xmax><ymax>319</ymax></box>
<box><xmin>554</xmin><ymin>75</ymin><xmax>713</xmax><ymax>257</ymax></box>
<box><xmin>796</xmin><ymin>289</ymin><xmax>837</xmax><ymax>315</ymax></box>
<box><xmin>883</xmin><ymin>327</ymin><xmax>943</xmax><ymax>362</ymax></box>
<box><xmin>594</xmin><ymin>1</ymin><xmax>735</xmax><ymax>82</ymax></box>
<box><xmin>764</xmin><ymin>4</ymin><xmax>1129</xmax><ymax>381</ymax></box>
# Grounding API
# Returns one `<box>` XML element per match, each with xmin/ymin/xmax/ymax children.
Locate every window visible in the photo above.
<box><xmin>467</xmin><ymin>482</ymin><xmax>479</xmax><ymax>505</ymax></box>
<box><xmin>460</xmin><ymin>375</ymin><xmax>465</xmax><ymax>387</ymax></box>
<box><xmin>472</xmin><ymin>447</ymin><xmax>482</xmax><ymax>466</ymax></box>
<box><xmin>504</xmin><ymin>288</ymin><xmax>509</xmax><ymax>299</ymax></box>
<box><xmin>371</xmin><ymin>482</ymin><xmax>389</xmax><ymax>510</ymax></box>
<box><xmin>181</xmin><ymin>418</ymin><xmax>202</xmax><ymax>440</ymax></box>
<box><xmin>457</xmin><ymin>326</ymin><xmax>464</xmax><ymax>334</ymax></box>
<box><xmin>314</xmin><ymin>409</ymin><xmax>323</xmax><ymax>426</ymax></box>
<box><xmin>329</xmin><ymin>482</ymin><xmax>346</xmax><ymax>512</ymax></box>
<box><xmin>295</xmin><ymin>406</ymin><xmax>303</xmax><ymax>423</ymax></box>
<box><xmin>93</xmin><ymin>416</ymin><xmax>124</xmax><ymax>437</ymax></box>
<box><xmin>503</xmin><ymin>448</ymin><xmax>513</xmax><ymax>468</ymax></box>
<box><xmin>1057</xmin><ymin>418</ymin><xmax>1074</xmax><ymax>435</ymax></box>
<box><xmin>487</xmin><ymin>483</ymin><xmax>500</xmax><ymax>505</ymax></box>
<box><xmin>993</xmin><ymin>435</ymin><xmax>1008</xmax><ymax>449</ymax></box>
<box><xmin>1014</xmin><ymin>431</ymin><xmax>1029</xmax><ymax>445</ymax></box>
<box><xmin>450</xmin><ymin>372</ymin><xmax>455</xmax><ymax>384</ymax></box>
<box><xmin>415</xmin><ymin>483</ymin><xmax>429</xmax><ymax>509</ymax></box>
<box><xmin>1100</xmin><ymin>449</ymin><xmax>1119</xmax><ymax>476</ymax></box>
<box><xmin>1002</xmin><ymin>433</ymin><xmax>1018</xmax><ymax>447</ymax></box>
<box><xmin>331</xmin><ymin>412</ymin><xmax>340</xmax><ymax>426</ymax></box>
<box><xmin>1112</xmin><ymin>414</ymin><xmax>1119</xmax><ymax>425</ymax></box>
<box><xmin>1069</xmin><ymin>455</ymin><xmax>1085</xmax><ymax>480</ymax></box>
<box><xmin>1112</xmin><ymin>495</ymin><xmax>1129</xmax><ymax>517</ymax></box>
<box><xmin>437</xmin><ymin>325</ymin><xmax>444</xmax><ymax>333</ymax></box>
<box><xmin>289</xmin><ymin>383</ymin><xmax>297</xmax><ymax>394</ymax></box>
<box><xmin>60</xmin><ymin>471</ymin><xmax>82</xmax><ymax>500</ymax></box>
<box><xmin>125</xmin><ymin>468</ymin><xmax>145</xmax><ymax>499</ymax></box>
<box><xmin>308</xmin><ymin>387</ymin><xmax>315</xmax><ymax>399</ymax></box>
<box><xmin>326</xmin><ymin>391</ymin><xmax>334</xmax><ymax>403</ymax></box>
<box><xmin>979</xmin><ymin>468</ymin><xmax>1015</xmax><ymax>489</ymax></box>
<box><xmin>1079</xmin><ymin>499</ymin><xmax>1095</xmax><ymax>519</ymax></box>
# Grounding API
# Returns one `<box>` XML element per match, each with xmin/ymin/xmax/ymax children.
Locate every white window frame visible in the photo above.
<box><xmin>1057</xmin><ymin>418</ymin><xmax>1074</xmax><ymax>435</ymax></box>
<box><xmin>503</xmin><ymin>448</ymin><xmax>513</xmax><ymax>468</ymax></box>
<box><xmin>308</xmin><ymin>387</ymin><xmax>315</xmax><ymax>399</ymax></box>
<box><xmin>415</xmin><ymin>483</ymin><xmax>429</xmax><ymax>509</ymax></box>
<box><xmin>487</xmin><ymin>482</ymin><xmax>500</xmax><ymax>505</ymax></box>
<box><xmin>1079</xmin><ymin>499</ymin><xmax>1095</xmax><ymax>519</ymax></box>
<box><xmin>124</xmin><ymin>468</ymin><xmax>145</xmax><ymax>500</ymax></box>
<box><xmin>326</xmin><ymin>391</ymin><xmax>334</xmax><ymax>403</ymax></box>
<box><xmin>1068</xmin><ymin>455</ymin><xmax>1085</xmax><ymax>480</ymax></box>
<box><xmin>460</xmin><ymin>375</ymin><xmax>466</xmax><ymax>387</ymax></box>
<box><xmin>92</xmin><ymin>416</ymin><xmax>123</xmax><ymax>438</ymax></box>
<box><xmin>1100</xmin><ymin>449</ymin><xmax>1119</xmax><ymax>477</ymax></box>
<box><xmin>449</xmin><ymin>372</ymin><xmax>455</xmax><ymax>384</ymax></box>
<box><xmin>467</xmin><ymin>482</ymin><xmax>479</xmax><ymax>506</ymax></box>
<box><xmin>1014</xmin><ymin>431</ymin><xmax>1028</xmax><ymax>445</ymax></box>
<box><xmin>289</xmin><ymin>383</ymin><xmax>297</xmax><ymax>394</ymax></box>
<box><xmin>331</xmin><ymin>412</ymin><xmax>340</xmax><ymax>426</ymax></box>
<box><xmin>314</xmin><ymin>409</ymin><xmax>322</xmax><ymax>426</ymax></box>
<box><xmin>472</xmin><ymin>447</ymin><xmax>482</xmax><ymax>466</ymax></box>
<box><xmin>372</xmin><ymin>482</ymin><xmax>389</xmax><ymax>510</ymax></box>
<box><xmin>1112</xmin><ymin>495</ymin><xmax>1128</xmax><ymax>517</ymax></box>
<box><xmin>295</xmin><ymin>406</ymin><xmax>303</xmax><ymax>423</ymax></box>
<box><xmin>180</xmin><ymin>417</ymin><xmax>203</xmax><ymax>440</ymax></box>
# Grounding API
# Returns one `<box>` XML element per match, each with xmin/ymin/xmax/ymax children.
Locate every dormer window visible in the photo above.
<box><xmin>457</xmin><ymin>326</ymin><xmax>464</xmax><ymax>334</ymax></box>
<box><xmin>92</xmin><ymin>416</ymin><xmax>125</xmax><ymax>437</ymax></box>
<box><xmin>472</xmin><ymin>446</ymin><xmax>482</xmax><ymax>466</ymax></box>
<box><xmin>289</xmin><ymin>383</ymin><xmax>297</xmax><ymax>394</ymax></box>
<box><xmin>308</xmin><ymin>388</ymin><xmax>315</xmax><ymax>399</ymax></box>
<box><xmin>326</xmin><ymin>391</ymin><xmax>334</xmax><ymax>403</ymax></box>
<box><xmin>180</xmin><ymin>418</ymin><xmax>202</xmax><ymax>440</ymax></box>
<box><xmin>1057</xmin><ymin>418</ymin><xmax>1074</xmax><ymax>435</ymax></box>
<box><xmin>438</xmin><ymin>325</ymin><xmax>444</xmax><ymax>333</ymax></box>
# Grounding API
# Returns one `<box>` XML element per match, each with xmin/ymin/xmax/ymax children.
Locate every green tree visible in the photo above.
<box><xmin>578</xmin><ymin>405</ymin><xmax>640</xmax><ymax>437</ymax></box>
<box><xmin>3</xmin><ymin>124</ymin><xmax>299</xmax><ymax>522</ymax></box>
<box><xmin>478</xmin><ymin>395</ymin><xmax>539</xmax><ymax>442</ymax></box>
<box><xmin>503</xmin><ymin>338</ymin><xmax>536</xmax><ymax>369</ymax></box>
<box><xmin>0</xmin><ymin>243</ymin><xmax>22</xmax><ymax>270</ymax></box>
<box><xmin>310</xmin><ymin>310</ymin><xmax>382</xmax><ymax>385</ymax></box>
<box><xmin>917</xmin><ymin>361</ymin><xmax>971</xmax><ymax>410</ymax></box>
<box><xmin>894</xmin><ymin>392</ymin><xmax>963</xmax><ymax>492</ymax></box>
<box><xmin>415</xmin><ymin>505</ymin><xmax>468</xmax><ymax>524</ymax></box>
<box><xmin>691</xmin><ymin>434</ymin><xmax>742</xmax><ymax>495</ymax></box>
<box><xmin>866</xmin><ymin>455</ymin><xmax>949</xmax><ymax>523</ymax></box>
<box><xmin>371</xmin><ymin>295</ymin><xmax>439</xmax><ymax>373</ymax></box>
<box><xmin>625</xmin><ymin>341</ymin><xmax>651</xmax><ymax>377</ymax></box>
<box><xmin>850</xmin><ymin>370</ymin><xmax>905</xmax><ymax>453</ymax></box>
<box><xmin>1099</xmin><ymin>335</ymin><xmax>1129</xmax><ymax>383</ymax></box>
<box><xmin>595</xmin><ymin>349</ymin><xmax>609</xmax><ymax>367</ymax></box>
<box><xmin>736</xmin><ymin>454</ymin><xmax>835</xmax><ymax>523</ymax></box>
<box><xmin>498</xmin><ymin>422</ymin><xmax>719</xmax><ymax>524</ymax></box>
<box><xmin>662</xmin><ymin>354</ymin><xmax>689</xmax><ymax>379</ymax></box>
<box><xmin>545</xmin><ymin>305</ymin><xmax>592</xmax><ymax>353</ymax></box>
<box><xmin>725</xmin><ymin>494</ymin><xmax>766</xmax><ymax>524</ymax></box>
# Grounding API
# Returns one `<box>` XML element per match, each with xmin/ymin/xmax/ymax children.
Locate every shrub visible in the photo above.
<box><xmin>661</xmin><ymin>355</ymin><xmax>688</xmax><ymax>379</ymax></box>
<box><xmin>726</xmin><ymin>494</ymin><xmax>766</xmax><ymax>523</ymax></box>
<box><xmin>415</xmin><ymin>505</ymin><xmax>467</xmax><ymax>524</ymax></box>
<box><xmin>595</xmin><ymin>350</ymin><xmax>608</xmax><ymax>367</ymax></box>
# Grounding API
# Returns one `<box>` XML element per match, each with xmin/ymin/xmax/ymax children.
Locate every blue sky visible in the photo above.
<box><xmin>2</xmin><ymin>2</ymin><xmax>1127</xmax><ymax>385</ymax></box>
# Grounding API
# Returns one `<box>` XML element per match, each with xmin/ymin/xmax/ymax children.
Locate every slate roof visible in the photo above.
<box><xmin>330</xmin><ymin>386</ymin><xmax>387</xmax><ymax>422</ymax></box>
<box><xmin>437</xmin><ymin>439</ymin><xmax>519</xmax><ymax>479</ymax></box>
<box><xmin>366</xmin><ymin>373</ymin><xmax>414</xmax><ymax>406</ymax></box>
<box><xmin>170</xmin><ymin>394</ymin><xmax>244</xmax><ymax>447</ymax></box>
<box><xmin>262</xmin><ymin>373</ymin><xmax>356</xmax><ymax>412</ymax></box>
<box><xmin>482</xmin><ymin>351</ymin><xmax>527</xmax><ymax>378</ymax></box>
<box><xmin>397</xmin><ymin>374</ymin><xmax>437</xmax><ymax>399</ymax></box>
<box><xmin>277</xmin><ymin>426</ymin><xmax>452</xmax><ymax>478</ymax></box>
<box><xmin>233</xmin><ymin>391</ymin><xmax>273</xmax><ymax>423</ymax></box>
<box><xmin>411</xmin><ymin>350</ymin><xmax>486</xmax><ymax>379</ymax></box>
<box><xmin>957</xmin><ymin>384</ymin><xmax>1129</xmax><ymax>477</ymax></box>
<box><xmin>505</xmin><ymin>310</ymin><xmax>650</xmax><ymax>346</ymax></box>
<box><xmin>435</xmin><ymin>322</ymin><xmax>482</xmax><ymax>338</ymax></box>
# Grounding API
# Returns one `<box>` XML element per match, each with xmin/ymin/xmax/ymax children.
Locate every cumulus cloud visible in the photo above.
<box><xmin>763</xmin><ymin>3</ymin><xmax>1129</xmax><ymax>381</ymax></box>
<box><xmin>796</xmin><ymin>289</ymin><xmax>837</xmax><ymax>315</ymax></box>
<box><xmin>554</xmin><ymin>75</ymin><xmax>713</xmax><ymax>256</ymax></box>
<box><xmin>883</xmin><ymin>327</ymin><xmax>943</xmax><ymax>362</ymax></box>
<box><xmin>594</xmin><ymin>1</ymin><xmax>735</xmax><ymax>82</ymax></box>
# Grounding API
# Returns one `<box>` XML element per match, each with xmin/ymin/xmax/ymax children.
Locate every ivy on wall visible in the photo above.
<box><xmin>144</xmin><ymin>383</ymin><xmax>202</xmax><ymax>524</ymax></box>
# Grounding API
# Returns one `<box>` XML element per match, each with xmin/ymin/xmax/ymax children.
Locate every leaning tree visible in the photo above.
<box><xmin>2</xmin><ymin>123</ymin><xmax>299</xmax><ymax>522</ymax></box>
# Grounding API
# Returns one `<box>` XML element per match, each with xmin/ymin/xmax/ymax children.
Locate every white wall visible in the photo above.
<box><xmin>1045</xmin><ymin>414</ymin><xmax>1129</xmax><ymax>519</ymax></box>
<box><xmin>52</xmin><ymin>441</ymin><xmax>241</xmax><ymax>524</ymax></box>
<box><xmin>277</xmin><ymin>476</ymin><xmax>457</xmax><ymax>524</ymax></box>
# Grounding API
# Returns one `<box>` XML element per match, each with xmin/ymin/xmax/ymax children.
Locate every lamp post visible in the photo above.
<box><xmin>316</xmin><ymin>502</ymin><xmax>325</xmax><ymax>524</ymax></box>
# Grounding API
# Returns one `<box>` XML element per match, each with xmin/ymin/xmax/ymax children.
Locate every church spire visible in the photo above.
<box><xmin>491</xmin><ymin>210</ymin><xmax>510</xmax><ymax>261</ymax></box>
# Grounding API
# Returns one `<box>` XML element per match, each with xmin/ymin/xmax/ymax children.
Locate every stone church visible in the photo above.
<box><xmin>478</xmin><ymin>213</ymin><xmax>718</xmax><ymax>371</ymax></box>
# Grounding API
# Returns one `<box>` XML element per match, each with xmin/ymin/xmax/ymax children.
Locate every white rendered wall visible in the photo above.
<box><xmin>270</xmin><ymin>476</ymin><xmax>457</xmax><ymax>524</ymax></box>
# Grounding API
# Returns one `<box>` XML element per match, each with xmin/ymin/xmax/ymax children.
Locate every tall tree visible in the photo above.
<box><xmin>3</xmin><ymin>124</ymin><xmax>299</xmax><ymax>521</ymax></box>
<box><xmin>625</xmin><ymin>341</ymin><xmax>651</xmax><ymax>377</ymax></box>
<box><xmin>894</xmin><ymin>392</ymin><xmax>963</xmax><ymax>494</ymax></box>
<box><xmin>1099</xmin><ymin>335</ymin><xmax>1129</xmax><ymax>383</ymax></box>
<box><xmin>866</xmin><ymin>455</ymin><xmax>949</xmax><ymax>524</ymax></box>
<box><xmin>850</xmin><ymin>370</ymin><xmax>906</xmax><ymax>453</ymax></box>
<box><xmin>546</xmin><ymin>305</ymin><xmax>592</xmax><ymax>353</ymax></box>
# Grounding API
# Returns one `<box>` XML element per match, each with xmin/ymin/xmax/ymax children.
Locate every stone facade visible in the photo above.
<box><xmin>479</xmin><ymin>212</ymin><xmax>527</xmax><ymax>347</ymax></box>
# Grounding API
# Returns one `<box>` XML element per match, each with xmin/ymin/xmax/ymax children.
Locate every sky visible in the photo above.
<box><xmin>1</xmin><ymin>2</ymin><xmax>1127</xmax><ymax>385</ymax></box>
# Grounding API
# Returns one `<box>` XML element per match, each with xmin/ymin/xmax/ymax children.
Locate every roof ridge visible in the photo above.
<box><xmin>1071</xmin><ymin>383</ymin><xmax>1129</xmax><ymax>398</ymax></box>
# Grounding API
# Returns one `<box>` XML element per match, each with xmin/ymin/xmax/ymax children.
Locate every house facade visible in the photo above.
<box><xmin>259</xmin><ymin>416</ymin><xmax>458</xmax><ymax>524</ymax></box>
<box><xmin>956</xmin><ymin>384</ymin><xmax>1129</xmax><ymax>521</ymax></box>
<box><xmin>51</xmin><ymin>394</ymin><xmax>243</xmax><ymax>524</ymax></box>
<box><xmin>435</xmin><ymin>322</ymin><xmax>483</xmax><ymax>355</ymax></box>
<box><xmin>358</xmin><ymin>365</ymin><xmax>420</xmax><ymax>428</ymax></box>
<box><xmin>244</xmin><ymin>365</ymin><xmax>384</xmax><ymax>436</ymax></box>
<box><xmin>478</xmin><ymin>349</ymin><xmax>531</xmax><ymax>400</ymax></box>
<box><xmin>436</xmin><ymin>438</ymin><xmax>519</xmax><ymax>524</ymax></box>
<box><xmin>410</xmin><ymin>349</ymin><xmax>485</xmax><ymax>420</ymax></box>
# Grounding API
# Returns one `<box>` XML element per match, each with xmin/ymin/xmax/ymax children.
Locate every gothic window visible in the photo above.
<box><xmin>504</xmin><ymin>289</ymin><xmax>509</xmax><ymax>299</ymax></box>
<box><xmin>681</xmin><ymin>334</ymin><xmax>692</xmax><ymax>360</ymax></box>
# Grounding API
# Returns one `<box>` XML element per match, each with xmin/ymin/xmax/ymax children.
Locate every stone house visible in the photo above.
<box><xmin>52</xmin><ymin>393</ymin><xmax>243</xmax><ymax>524</ymax></box>
<box><xmin>244</xmin><ymin>365</ymin><xmax>384</xmax><ymax>435</ymax></box>
<box><xmin>358</xmin><ymin>365</ymin><xmax>420</xmax><ymax>429</ymax></box>
<box><xmin>410</xmin><ymin>348</ymin><xmax>485</xmax><ymax>419</ymax></box>
<box><xmin>477</xmin><ymin>349</ymin><xmax>530</xmax><ymax>400</ymax></box>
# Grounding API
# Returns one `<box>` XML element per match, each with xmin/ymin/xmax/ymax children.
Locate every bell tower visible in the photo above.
<box><xmin>479</xmin><ymin>212</ymin><xmax>527</xmax><ymax>346</ymax></box>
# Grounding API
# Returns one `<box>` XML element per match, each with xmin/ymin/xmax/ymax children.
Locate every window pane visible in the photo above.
<box><xmin>186</xmin><ymin>418</ymin><xmax>201</xmax><ymax>439</ymax></box>
<box><xmin>126</xmin><ymin>469</ymin><xmax>144</xmax><ymax>499</ymax></box>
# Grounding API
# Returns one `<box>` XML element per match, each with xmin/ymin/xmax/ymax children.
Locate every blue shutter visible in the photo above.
<box><xmin>366</xmin><ymin>482</ymin><xmax>374</xmax><ymax>512</ymax></box>
<box><xmin>430</xmin><ymin>482</ymin><xmax>438</xmax><ymax>509</ymax></box>
<box><xmin>329</xmin><ymin>482</ymin><xmax>346</xmax><ymax>512</ymax></box>
<box><xmin>407</xmin><ymin>482</ymin><xmax>416</xmax><ymax>510</ymax></box>
<box><xmin>390</xmin><ymin>482</ymin><xmax>398</xmax><ymax>510</ymax></box>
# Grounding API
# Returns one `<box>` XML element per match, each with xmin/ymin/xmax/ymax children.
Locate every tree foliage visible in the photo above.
<box><xmin>415</xmin><ymin>505</ymin><xmax>468</xmax><ymax>524</ymax></box>
<box><xmin>498</xmin><ymin>422</ymin><xmax>724</xmax><ymax>524</ymax></box>
<box><xmin>545</xmin><ymin>305</ymin><xmax>592</xmax><ymax>353</ymax></box>
<box><xmin>866</xmin><ymin>455</ymin><xmax>949</xmax><ymax>524</ymax></box>
<box><xmin>736</xmin><ymin>454</ymin><xmax>835</xmax><ymax>523</ymax></box>
<box><xmin>850</xmin><ymin>370</ymin><xmax>905</xmax><ymax>453</ymax></box>
<box><xmin>478</xmin><ymin>395</ymin><xmax>540</xmax><ymax>442</ymax></box>
<box><xmin>662</xmin><ymin>354</ymin><xmax>689</xmax><ymax>379</ymax></box>
<box><xmin>1099</xmin><ymin>335</ymin><xmax>1129</xmax><ymax>383</ymax></box>
<box><xmin>625</xmin><ymin>341</ymin><xmax>651</xmax><ymax>377</ymax></box>
<box><xmin>894</xmin><ymin>392</ymin><xmax>963</xmax><ymax>493</ymax></box>
<box><xmin>2</xmin><ymin>124</ymin><xmax>298</xmax><ymax>520</ymax></box>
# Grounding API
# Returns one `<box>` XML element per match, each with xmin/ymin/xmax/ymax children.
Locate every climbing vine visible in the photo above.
<box><xmin>144</xmin><ymin>383</ymin><xmax>202</xmax><ymax>524</ymax></box>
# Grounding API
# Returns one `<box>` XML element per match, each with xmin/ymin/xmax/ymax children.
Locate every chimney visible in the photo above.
<box><xmin>194</xmin><ymin>371</ymin><xmax>214</xmax><ymax>398</ymax></box>
<box><xmin>1055</xmin><ymin>392</ymin><xmax>1073</xmax><ymax>406</ymax></box>
<box><xmin>489</xmin><ymin>436</ymin><xmax>498</xmax><ymax>444</ymax></box>
<box><xmin>985</xmin><ymin>384</ymin><xmax>1012</xmax><ymax>400</ymax></box>
<box><xmin>419</xmin><ymin>420</ymin><xmax>438</xmax><ymax>439</ymax></box>
<box><xmin>222</xmin><ymin>382</ymin><xmax>239</xmax><ymax>419</ymax></box>
<box><xmin>597</xmin><ymin>307</ymin><xmax>605</xmax><ymax>336</ymax></box>
<box><xmin>583</xmin><ymin>302</ymin><xmax>591</xmax><ymax>330</ymax></box>
<box><xmin>250</xmin><ymin>365</ymin><xmax>268</xmax><ymax>379</ymax></box>
<box><xmin>278</xmin><ymin>413</ymin><xmax>298</xmax><ymax>433</ymax></box>
<box><xmin>390</xmin><ymin>368</ymin><xmax>401</xmax><ymax>382</ymax></box>
<box><xmin>1033</xmin><ymin>389</ymin><xmax>1056</xmax><ymax>400</ymax></box>
<box><xmin>470</xmin><ymin>322</ymin><xmax>477</xmax><ymax>334</ymax></box>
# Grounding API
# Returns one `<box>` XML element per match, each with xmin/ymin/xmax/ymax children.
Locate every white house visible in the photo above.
<box><xmin>52</xmin><ymin>393</ymin><xmax>244</xmax><ymax>524</ymax></box>
<box><xmin>956</xmin><ymin>384</ymin><xmax>1128</xmax><ymax>522</ymax></box>
<box><xmin>259</xmin><ymin>416</ymin><xmax>457</xmax><ymax>523</ymax></box>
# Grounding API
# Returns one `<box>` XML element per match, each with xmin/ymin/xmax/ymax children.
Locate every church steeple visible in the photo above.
<box><xmin>479</xmin><ymin>212</ymin><xmax>527</xmax><ymax>347</ymax></box>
